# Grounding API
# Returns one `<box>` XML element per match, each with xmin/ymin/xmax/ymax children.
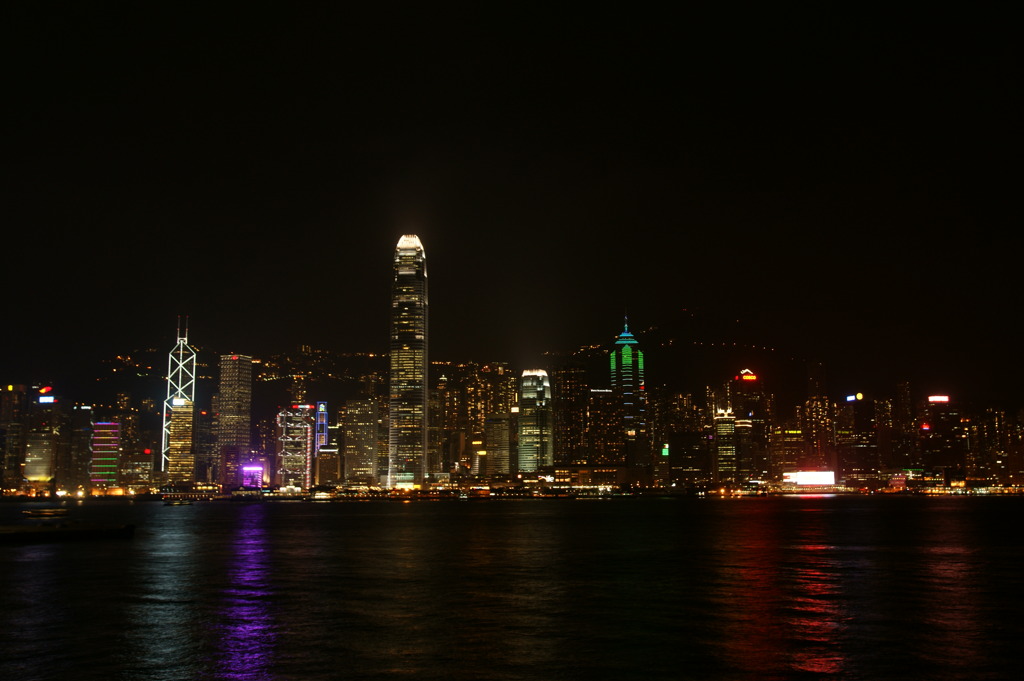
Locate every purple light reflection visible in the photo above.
<box><xmin>215</xmin><ymin>504</ymin><xmax>276</xmax><ymax>680</ymax></box>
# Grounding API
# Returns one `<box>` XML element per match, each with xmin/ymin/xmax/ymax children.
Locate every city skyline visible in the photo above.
<box><xmin>3</xmin><ymin>304</ymin><xmax>1022</xmax><ymax>496</ymax></box>
<box><xmin>5</xmin><ymin>6</ymin><xmax>1019</xmax><ymax>410</ymax></box>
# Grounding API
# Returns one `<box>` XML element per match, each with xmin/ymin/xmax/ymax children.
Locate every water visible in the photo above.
<box><xmin>2</xmin><ymin>495</ymin><xmax>1022</xmax><ymax>680</ymax></box>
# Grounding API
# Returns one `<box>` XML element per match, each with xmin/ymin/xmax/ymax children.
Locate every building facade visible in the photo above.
<box><xmin>215</xmin><ymin>354</ymin><xmax>253</xmax><ymax>488</ymax></box>
<box><xmin>518</xmin><ymin>370</ymin><xmax>552</xmax><ymax>472</ymax></box>
<box><xmin>388</xmin><ymin>234</ymin><xmax>428</xmax><ymax>488</ymax></box>
<box><xmin>610</xmin><ymin>320</ymin><xmax>649</xmax><ymax>482</ymax></box>
<box><xmin>344</xmin><ymin>399</ymin><xmax>379</xmax><ymax>484</ymax></box>
<box><xmin>276</xmin><ymin>404</ymin><xmax>315</xmax><ymax>490</ymax></box>
<box><xmin>161</xmin><ymin>321</ymin><xmax>197</xmax><ymax>481</ymax></box>
<box><xmin>90</xmin><ymin>421</ymin><xmax>120</xmax><ymax>488</ymax></box>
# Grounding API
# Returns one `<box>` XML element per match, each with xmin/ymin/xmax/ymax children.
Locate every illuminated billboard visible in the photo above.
<box><xmin>241</xmin><ymin>465</ymin><xmax>264</xmax><ymax>487</ymax></box>
<box><xmin>783</xmin><ymin>471</ymin><xmax>836</xmax><ymax>486</ymax></box>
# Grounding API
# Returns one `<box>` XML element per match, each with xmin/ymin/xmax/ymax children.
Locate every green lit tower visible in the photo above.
<box><xmin>610</xmin><ymin>318</ymin><xmax>650</xmax><ymax>483</ymax></box>
<box><xmin>388</xmin><ymin>235</ymin><xmax>428</xmax><ymax>488</ymax></box>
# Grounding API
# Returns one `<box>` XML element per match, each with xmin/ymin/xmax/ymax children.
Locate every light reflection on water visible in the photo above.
<box><xmin>2</xmin><ymin>496</ymin><xmax>1023</xmax><ymax>680</ymax></box>
<box><xmin>123</xmin><ymin>503</ymin><xmax>206</xmax><ymax>680</ymax></box>
<box><xmin>216</xmin><ymin>503</ymin><xmax>275</xmax><ymax>681</ymax></box>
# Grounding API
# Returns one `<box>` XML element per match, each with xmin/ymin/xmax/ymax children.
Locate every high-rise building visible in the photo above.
<box><xmin>276</xmin><ymin>404</ymin><xmax>315</xmax><ymax>490</ymax></box>
<box><xmin>585</xmin><ymin>388</ymin><xmax>624</xmax><ymax>465</ymax></box>
<box><xmin>433</xmin><ymin>360</ymin><xmax>516</xmax><ymax>477</ymax></box>
<box><xmin>890</xmin><ymin>380</ymin><xmax>919</xmax><ymax>469</ymax></box>
<box><xmin>89</xmin><ymin>421</ymin><xmax>120</xmax><ymax>489</ymax></box>
<box><xmin>315</xmin><ymin>446</ymin><xmax>342</xmax><ymax>487</ymax></box>
<box><xmin>835</xmin><ymin>392</ymin><xmax>882</xmax><ymax>485</ymax></box>
<box><xmin>161</xmin><ymin>320</ymin><xmax>197</xmax><ymax>480</ymax></box>
<box><xmin>518</xmin><ymin>370</ymin><xmax>552</xmax><ymax>472</ymax></box>
<box><xmin>388</xmin><ymin>234</ymin><xmax>428</xmax><ymax>488</ymax></box>
<box><xmin>343</xmin><ymin>399</ymin><xmax>379</xmax><ymax>484</ymax></box>
<box><xmin>714</xmin><ymin>408</ymin><xmax>737</xmax><ymax>482</ymax></box>
<box><xmin>166</xmin><ymin>398</ymin><xmax>195</xmax><ymax>484</ymax></box>
<box><xmin>484</xmin><ymin>411</ymin><xmax>515</xmax><ymax>475</ymax></box>
<box><xmin>1</xmin><ymin>384</ymin><xmax>31</xmax><ymax>492</ymax></box>
<box><xmin>654</xmin><ymin>390</ymin><xmax>710</xmax><ymax>485</ymax></box>
<box><xmin>610</xmin><ymin>321</ymin><xmax>646</xmax><ymax>421</ymax></box>
<box><xmin>315</xmin><ymin>401</ymin><xmax>329</xmax><ymax>461</ymax></box>
<box><xmin>802</xmin><ymin>360</ymin><xmax>834</xmax><ymax>472</ymax></box>
<box><xmin>768</xmin><ymin>422</ymin><xmax>808</xmax><ymax>479</ymax></box>
<box><xmin>730</xmin><ymin>369</ymin><xmax>771</xmax><ymax>481</ymax></box>
<box><xmin>66</xmin><ymin>405</ymin><xmax>95</xmax><ymax>492</ymax></box>
<box><xmin>550</xmin><ymin>359</ymin><xmax>588</xmax><ymax>466</ymax></box>
<box><xmin>24</xmin><ymin>429</ymin><xmax>58</xmax><ymax>487</ymax></box>
<box><xmin>918</xmin><ymin>395</ymin><xmax>970</xmax><ymax>480</ymax></box>
<box><xmin>215</xmin><ymin>354</ymin><xmax>253</xmax><ymax>488</ymax></box>
<box><xmin>610</xmin><ymin>319</ymin><xmax>649</xmax><ymax>482</ymax></box>
<box><xmin>23</xmin><ymin>388</ymin><xmax>71</xmax><ymax>493</ymax></box>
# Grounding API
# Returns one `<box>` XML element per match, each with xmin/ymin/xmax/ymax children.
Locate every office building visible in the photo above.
<box><xmin>276</xmin><ymin>404</ymin><xmax>315</xmax><ymax>491</ymax></box>
<box><xmin>730</xmin><ymin>369</ymin><xmax>770</xmax><ymax>480</ymax></box>
<box><xmin>388</xmin><ymin>234</ymin><xmax>428</xmax><ymax>488</ymax></box>
<box><xmin>714</xmin><ymin>408</ymin><xmax>737</xmax><ymax>482</ymax></box>
<box><xmin>1</xmin><ymin>384</ymin><xmax>30</xmax><ymax>492</ymax></box>
<box><xmin>586</xmin><ymin>388</ymin><xmax>624</xmax><ymax>465</ymax></box>
<box><xmin>550</xmin><ymin>359</ymin><xmax>588</xmax><ymax>466</ymax></box>
<box><xmin>484</xmin><ymin>411</ymin><xmax>515</xmax><ymax>475</ymax></box>
<box><xmin>166</xmin><ymin>398</ymin><xmax>195</xmax><ymax>484</ymax></box>
<box><xmin>518</xmin><ymin>370</ymin><xmax>552</xmax><ymax>472</ymax></box>
<box><xmin>90</xmin><ymin>421</ymin><xmax>120</xmax><ymax>488</ymax></box>
<box><xmin>610</xmin><ymin>319</ymin><xmax>649</xmax><ymax>482</ymax></box>
<box><xmin>215</xmin><ymin>354</ymin><xmax>253</xmax><ymax>488</ymax></box>
<box><xmin>161</xmin><ymin>320</ymin><xmax>197</xmax><ymax>480</ymax></box>
<box><xmin>343</xmin><ymin>399</ymin><xmax>379</xmax><ymax>484</ymax></box>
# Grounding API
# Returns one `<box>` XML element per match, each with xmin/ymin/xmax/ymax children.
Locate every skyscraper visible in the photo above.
<box><xmin>714</xmin><ymin>408</ymin><xmax>737</xmax><ymax>482</ymax></box>
<box><xmin>610</xmin><ymin>319</ymin><xmax>649</xmax><ymax>483</ymax></box>
<box><xmin>1</xmin><ymin>384</ymin><xmax>30</xmax><ymax>492</ymax></box>
<box><xmin>730</xmin><ymin>369</ymin><xmax>770</xmax><ymax>481</ymax></box>
<box><xmin>551</xmin><ymin>359</ymin><xmax>588</xmax><ymax>466</ymax></box>
<box><xmin>518</xmin><ymin>370</ymin><xmax>552</xmax><ymax>472</ymax></box>
<box><xmin>343</xmin><ymin>399</ymin><xmax>379</xmax><ymax>484</ymax></box>
<box><xmin>161</xmin><ymin>320</ymin><xmax>196</xmax><ymax>481</ymax></box>
<box><xmin>483</xmin><ymin>411</ymin><xmax>514</xmax><ymax>475</ymax></box>
<box><xmin>166</xmin><ymin>397</ymin><xmax>195</xmax><ymax>484</ymax></box>
<box><xmin>90</xmin><ymin>421</ymin><xmax>120</xmax><ymax>489</ymax></box>
<box><xmin>215</xmin><ymin>354</ymin><xmax>253</xmax><ymax>488</ymax></box>
<box><xmin>276</xmin><ymin>404</ymin><xmax>315</xmax><ymax>490</ymax></box>
<box><xmin>388</xmin><ymin>235</ymin><xmax>428</xmax><ymax>488</ymax></box>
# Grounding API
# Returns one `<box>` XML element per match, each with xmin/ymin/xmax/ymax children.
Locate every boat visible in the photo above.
<box><xmin>0</xmin><ymin>522</ymin><xmax>136</xmax><ymax>544</ymax></box>
<box><xmin>22</xmin><ymin>508</ymin><xmax>70</xmax><ymax>518</ymax></box>
<box><xmin>163</xmin><ymin>499</ymin><xmax>194</xmax><ymax>506</ymax></box>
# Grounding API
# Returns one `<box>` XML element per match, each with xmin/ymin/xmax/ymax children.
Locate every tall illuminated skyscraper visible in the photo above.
<box><xmin>90</xmin><ymin>421</ymin><xmax>120</xmax><ymax>488</ymax></box>
<box><xmin>388</xmin><ymin>234</ymin><xmax>428</xmax><ymax>488</ymax></box>
<box><xmin>610</xmin><ymin>319</ymin><xmax>649</xmax><ymax>482</ymax></box>
<box><xmin>166</xmin><ymin>398</ymin><xmax>195</xmax><ymax>484</ymax></box>
<box><xmin>215</xmin><ymin>354</ymin><xmax>253</xmax><ymax>488</ymax></box>
<box><xmin>714</xmin><ymin>408</ymin><xmax>737</xmax><ymax>482</ymax></box>
<box><xmin>518</xmin><ymin>370</ymin><xmax>552</xmax><ymax>472</ymax></box>
<box><xmin>276</xmin><ymin>404</ymin><xmax>315</xmax><ymax>490</ymax></box>
<box><xmin>162</xmin><ymin>320</ymin><xmax>196</xmax><ymax>483</ymax></box>
<box><xmin>344</xmin><ymin>399</ymin><xmax>379</xmax><ymax>484</ymax></box>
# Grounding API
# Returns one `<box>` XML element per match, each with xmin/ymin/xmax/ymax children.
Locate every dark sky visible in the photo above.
<box><xmin>4</xmin><ymin>5</ymin><xmax>1021</xmax><ymax>408</ymax></box>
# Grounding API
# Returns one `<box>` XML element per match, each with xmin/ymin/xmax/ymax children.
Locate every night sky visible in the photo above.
<box><xmin>5</xmin><ymin>5</ymin><xmax>1020</xmax><ymax>409</ymax></box>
